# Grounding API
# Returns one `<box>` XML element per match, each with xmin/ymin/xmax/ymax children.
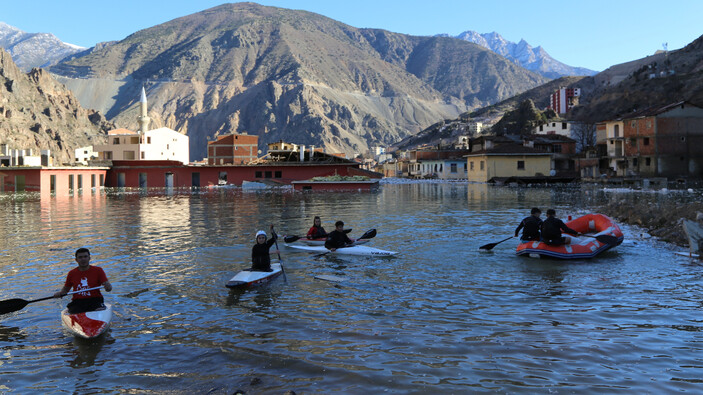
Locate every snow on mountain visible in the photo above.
<box><xmin>451</xmin><ymin>30</ymin><xmax>597</xmax><ymax>79</ymax></box>
<box><xmin>0</xmin><ymin>22</ymin><xmax>86</xmax><ymax>71</ymax></box>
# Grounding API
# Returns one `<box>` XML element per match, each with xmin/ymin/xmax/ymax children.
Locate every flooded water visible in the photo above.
<box><xmin>1</xmin><ymin>182</ymin><xmax>702</xmax><ymax>393</ymax></box>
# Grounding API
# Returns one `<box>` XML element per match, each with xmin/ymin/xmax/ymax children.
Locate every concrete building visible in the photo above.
<box><xmin>75</xmin><ymin>146</ymin><xmax>99</xmax><ymax>165</ymax></box>
<box><xmin>207</xmin><ymin>133</ymin><xmax>258</xmax><ymax>165</ymax></box>
<box><xmin>549</xmin><ymin>87</ymin><xmax>581</xmax><ymax>114</ymax></box>
<box><xmin>534</xmin><ymin>120</ymin><xmax>578</xmax><ymax>138</ymax></box>
<box><xmin>94</xmin><ymin>127</ymin><xmax>190</xmax><ymax>164</ymax></box>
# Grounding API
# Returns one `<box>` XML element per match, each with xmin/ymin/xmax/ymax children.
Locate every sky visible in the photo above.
<box><xmin>1</xmin><ymin>0</ymin><xmax>702</xmax><ymax>72</ymax></box>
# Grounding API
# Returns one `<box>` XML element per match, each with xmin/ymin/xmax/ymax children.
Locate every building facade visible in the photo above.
<box><xmin>94</xmin><ymin>127</ymin><xmax>190</xmax><ymax>165</ymax></box>
<box><xmin>466</xmin><ymin>146</ymin><xmax>552</xmax><ymax>182</ymax></box>
<box><xmin>549</xmin><ymin>87</ymin><xmax>581</xmax><ymax>114</ymax></box>
<box><xmin>207</xmin><ymin>134</ymin><xmax>258</xmax><ymax>165</ymax></box>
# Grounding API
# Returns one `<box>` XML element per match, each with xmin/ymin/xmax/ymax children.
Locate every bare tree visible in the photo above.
<box><xmin>571</xmin><ymin>123</ymin><xmax>597</xmax><ymax>153</ymax></box>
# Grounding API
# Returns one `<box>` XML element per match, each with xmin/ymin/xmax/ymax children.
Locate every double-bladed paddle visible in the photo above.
<box><xmin>0</xmin><ymin>286</ymin><xmax>103</xmax><ymax>316</ymax></box>
<box><xmin>479</xmin><ymin>236</ymin><xmax>513</xmax><ymax>251</ymax></box>
<box><xmin>581</xmin><ymin>234</ymin><xmax>619</xmax><ymax>246</ymax></box>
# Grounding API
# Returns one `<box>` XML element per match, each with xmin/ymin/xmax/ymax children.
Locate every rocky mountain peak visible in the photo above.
<box><xmin>0</xmin><ymin>22</ymin><xmax>85</xmax><ymax>71</ymax></box>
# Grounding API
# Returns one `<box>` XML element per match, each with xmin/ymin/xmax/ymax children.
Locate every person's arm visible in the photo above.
<box><xmin>307</xmin><ymin>226</ymin><xmax>316</xmax><ymax>239</ymax></box>
<box><xmin>53</xmin><ymin>285</ymin><xmax>71</xmax><ymax>298</ymax></box>
<box><xmin>560</xmin><ymin>221</ymin><xmax>579</xmax><ymax>236</ymax></box>
<box><xmin>102</xmin><ymin>281</ymin><xmax>112</xmax><ymax>292</ymax></box>
<box><xmin>515</xmin><ymin>220</ymin><xmax>525</xmax><ymax>237</ymax></box>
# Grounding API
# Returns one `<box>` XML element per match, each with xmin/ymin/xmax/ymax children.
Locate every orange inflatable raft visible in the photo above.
<box><xmin>516</xmin><ymin>213</ymin><xmax>624</xmax><ymax>259</ymax></box>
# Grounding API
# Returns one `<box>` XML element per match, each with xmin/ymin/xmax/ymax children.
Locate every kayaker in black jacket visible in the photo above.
<box><xmin>541</xmin><ymin>209</ymin><xmax>580</xmax><ymax>246</ymax></box>
<box><xmin>324</xmin><ymin>220</ymin><xmax>355</xmax><ymax>251</ymax></box>
<box><xmin>251</xmin><ymin>226</ymin><xmax>278</xmax><ymax>272</ymax></box>
<box><xmin>515</xmin><ymin>207</ymin><xmax>542</xmax><ymax>241</ymax></box>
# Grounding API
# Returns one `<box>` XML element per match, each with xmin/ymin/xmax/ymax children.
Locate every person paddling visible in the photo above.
<box><xmin>251</xmin><ymin>225</ymin><xmax>278</xmax><ymax>272</ymax></box>
<box><xmin>541</xmin><ymin>209</ymin><xmax>580</xmax><ymax>246</ymax></box>
<box><xmin>324</xmin><ymin>220</ymin><xmax>355</xmax><ymax>251</ymax></box>
<box><xmin>515</xmin><ymin>207</ymin><xmax>543</xmax><ymax>242</ymax></box>
<box><xmin>54</xmin><ymin>248</ymin><xmax>112</xmax><ymax>314</ymax></box>
<box><xmin>306</xmin><ymin>216</ymin><xmax>328</xmax><ymax>239</ymax></box>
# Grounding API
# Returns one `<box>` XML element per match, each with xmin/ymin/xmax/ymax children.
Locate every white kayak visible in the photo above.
<box><xmin>287</xmin><ymin>244</ymin><xmax>397</xmax><ymax>256</ymax></box>
<box><xmin>294</xmin><ymin>238</ymin><xmax>370</xmax><ymax>246</ymax></box>
<box><xmin>226</xmin><ymin>262</ymin><xmax>283</xmax><ymax>288</ymax></box>
<box><xmin>61</xmin><ymin>303</ymin><xmax>112</xmax><ymax>339</ymax></box>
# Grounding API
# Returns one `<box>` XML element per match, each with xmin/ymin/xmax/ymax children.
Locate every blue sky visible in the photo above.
<box><xmin>2</xmin><ymin>0</ymin><xmax>701</xmax><ymax>72</ymax></box>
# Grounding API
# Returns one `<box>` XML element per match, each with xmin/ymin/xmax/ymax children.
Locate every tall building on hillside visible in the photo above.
<box><xmin>549</xmin><ymin>87</ymin><xmax>580</xmax><ymax>114</ymax></box>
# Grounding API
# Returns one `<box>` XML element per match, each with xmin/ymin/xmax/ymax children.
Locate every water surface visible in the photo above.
<box><xmin>0</xmin><ymin>182</ymin><xmax>701</xmax><ymax>393</ymax></box>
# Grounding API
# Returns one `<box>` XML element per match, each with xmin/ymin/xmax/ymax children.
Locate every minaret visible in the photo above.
<box><xmin>137</xmin><ymin>86</ymin><xmax>150</xmax><ymax>133</ymax></box>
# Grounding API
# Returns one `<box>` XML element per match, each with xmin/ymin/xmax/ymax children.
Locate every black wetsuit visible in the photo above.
<box><xmin>515</xmin><ymin>215</ymin><xmax>542</xmax><ymax>241</ymax></box>
<box><xmin>324</xmin><ymin>230</ymin><xmax>353</xmax><ymax>249</ymax></box>
<box><xmin>541</xmin><ymin>217</ymin><xmax>578</xmax><ymax>246</ymax></box>
<box><xmin>251</xmin><ymin>235</ymin><xmax>277</xmax><ymax>271</ymax></box>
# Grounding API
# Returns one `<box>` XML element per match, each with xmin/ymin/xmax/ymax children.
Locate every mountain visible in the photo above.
<box><xmin>0</xmin><ymin>22</ymin><xmax>85</xmax><ymax>71</ymax></box>
<box><xmin>0</xmin><ymin>48</ymin><xmax>112</xmax><ymax>164</ymax></box>
<box><xmin>48</xmin><ymin>2</ymin><xmax>548</xmax><ymax>160</ymax></box>
<box><xmin>446</xmin><ymin>31</ymin><xmax>597</xmax><ymax>79</ymax></box>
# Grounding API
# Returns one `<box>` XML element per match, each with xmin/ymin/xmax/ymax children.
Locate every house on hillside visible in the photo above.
<box><xmin>602</xmin><ymin>101</ymin><xmax>703</xmax><ymax>178</ymax></box>
<box><xmin>524</xmin><ymin>134</ymin><xmax>577</xmax><ymax>177</ymax></box>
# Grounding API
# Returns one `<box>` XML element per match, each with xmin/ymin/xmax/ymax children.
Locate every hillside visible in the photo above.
<box><xmin>0</xmin><ymin>49</ymin><xmax>111</xmax><ymax>164</ymax></box>
<box><xmin>49</xmin><ymin>2</ymin><xmax>548</xmax><ymax>160</ymax></box>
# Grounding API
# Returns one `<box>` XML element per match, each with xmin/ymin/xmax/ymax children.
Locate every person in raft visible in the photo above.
<box><xmin>515</xmin><ymin>207</ymin><xmax>543</xmax><ymax>242</ymax></box>
<box><xmin>324</xmin><ymin>220</ymin><xmax>355</xmax><ymax>251</ymax></box>
<box><xmin>54</xmin><ymin>248</ymin><xmax>112</xmax><ymax>314</ymax></box>
<box><xmin>251</xmin><ymin>225</ymin><xmax>278</xmax><ymax>272</ymax></box>
<box><xmin>306</xmin><ymin>216</ymin><xmax>328</xmax><ymax>239</ymax></box>
<box><xmin>541</xmin><ymin>209</ymin><xmax>581</xmax><ymax>246</ymax></box>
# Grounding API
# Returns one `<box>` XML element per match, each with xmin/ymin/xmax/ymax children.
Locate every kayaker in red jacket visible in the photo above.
<box><xmin>306</xmin><ymin>216</ymin><xmax>328</xmax><ymax>239</ymax></box>
<box><xmin>325</xmin><ymin>221</ymin><xmax>355</xmax><ymax>251</ymax></box>
<box><xmin>54</xmin><ymin>248</ymin><xmax>112</xmax><ymax>314</ymax></box>
<box><xmin>541</xmin><ymin>209</ymin><xmax>581</xmax><ymax>246</ymax></box>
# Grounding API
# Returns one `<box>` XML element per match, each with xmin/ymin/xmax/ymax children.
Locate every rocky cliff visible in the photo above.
<box><xmin>50</xmin><ymin>2</ymin><xmax>548</xmax><ymax>160</ymax></box>
<box><xmin>0</xmin><ymin>49</ymin><xmax>111</xmax><ymax>164</ymax></box>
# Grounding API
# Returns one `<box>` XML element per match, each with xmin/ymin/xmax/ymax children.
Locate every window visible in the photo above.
<box><xmin>517</xmin><ymin>161</ymin><xmax>525</xmax><ymax>170</ymax></box>
<box><xmin>113</xmin><ymin>137</ymin><xmax>120</xmax><ymax>144</ymax></box>
<box><xmin>463</xmin><ymin>163</ymin><xmax>467</xmax><ymax>173</ymax></box>
<box><xmin>104</xmin><ymin>151</ymin><xmax>113</xmax><ymax>159</ymax></box>
<box><xmin>50</xmin><ymin>175</ymin><xmax>56</xmax><ymax>193</ymax></box>
<box><xmin>539</xmin><ymin>125</ymin><xmax>543</xmax><ymax>131</ymax></box>
<box><xmin>124</xmin><ymin>151</ymin><xmax>136</xmax><ymax>160</ymax></box>
<box><xmin>68</xmin><ymin>175</ymin><xmax>74</xmax><ymax>191</ymax></box>
<box><xmin>562</xmin><ymin>122</ymin><xmax>567</xmax><ymax>129</ymax></box>
<box><xmin>450</xmin><ymin>163</ymin><xmax>457</xmax><ymax>173</ymax></box>
<box><xmin>629</xmin><ymin>138</ymin><xmax>636</xmax><ymax>145</ymax></box>
<box><xmin>275</xmin><ymin>171</ymin><xmax>282</xmax><ymax>178</ymax></box>
<box><xmin>130</xmin><ymin>137</ymin><xmax>139</xmax><ymax>144</ymax></box>
<box><xmin>480</xmin><ymin>161</ymin><xmax>485</xmax><ymax>170</ymax></box>
<box><xmin>645</xmin><ymin>157</ymin><xmax>651</xmax><ymax>166</ymax></box>
<box><xmin>147</xmin><ymin>137</ymin><xmax>151</xmax><ymax>144</ymax></box>
<box><xmin>644</xmin><ymin>137</ymin><xmax>650</xmax><ymax>146</ymax></box>
<box><xmin>91</xmin><ymin>174</ymin><xmax>96</xmax><ymax>188</ymax></box>
<box><xmin>614</xmin><ymin>125</ymin><xmax>620</xmax><ymax>137</ymax></box>
<box><xmin>255</xmin><ymin>171</ymin><xmax>262</xmax><ymax>178</ymax></box>
<box><xmin>633</xmin><ymin>158</ymin><xmax>638</xmax><ymax>167</ymax></box>
<box><xmin>141</xmin><ymin>152</ymin><xmax>145</xmax><ymax>159</ymax></box>
<box><xmin>553</xmin><ymin>145</ymin><xmax>562</xmax><ymax>153</ymax></box>
<box><xmin>265</xmin><ymin>171</ymin><xmax>272</xmax><ymax>178</ymax></box>
<box><xmin>470</xmin><ymin>161</ymin><xmax>474</xmax><ymax>170</ymax></box>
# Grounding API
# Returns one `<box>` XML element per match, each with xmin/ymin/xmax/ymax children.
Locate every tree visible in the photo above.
<box><xmin>571</xmin><ymin>123</ymin><xmax>597</xmax><ymax>153</ymax></box>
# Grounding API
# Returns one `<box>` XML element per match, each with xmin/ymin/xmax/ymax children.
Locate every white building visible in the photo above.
<box><xmin>75</xmin><ymin>146</ymin><xmax>99</xmax><ymax>164</ymax></box>
<box><xmin>92</xmin><ymin>87</ymin><xmax>190</xmax><ymax>164</ymax></box>
<box><xmin>534</xmin><ymin>121</ymin><xmax>579</xmax><ymax>138</ymax></box>
<box><xmin>94</xmin><ymin>127</ymin><xmax>189</xmax><ymax>164</ymax></box>
<box><xmin>468</xmin><ymin>122</ymin><xmax>483</xmax><ymax>135</ymax></box>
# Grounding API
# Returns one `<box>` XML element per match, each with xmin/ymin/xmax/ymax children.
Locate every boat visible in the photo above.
<box><xmin>226</xmin><ymin>261</ymin><xmax>283</xmax><ymax>288</ymax></box>
<box><xmin>287</xmin><ymin>244</ymin><xmax>397</xmax><ymax>257</ymax></box>
<box><xmin>61</xmin><ymin>304</ymin><xmax>112</xmax><ymax>339</ymax></box>
<box><xmin>515</xmin><ymin>213</ymin><xmax>624</xmax><ymax>259</ymax></box>
<box><xmin>292</xmin><ymin>237</ymin><xmax>369</xmax><ymax>246</ymax></box>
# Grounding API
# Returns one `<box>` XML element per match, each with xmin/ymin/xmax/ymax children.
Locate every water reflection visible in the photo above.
<box><xmin>66</xmin><ymin>333</ymin><xmax>114</xmax><ymax>368</ymax></box>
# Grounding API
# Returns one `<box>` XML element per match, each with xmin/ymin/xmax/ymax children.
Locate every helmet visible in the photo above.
<box><xmin>256</xmin><ymin>230</ymin><xmax>266</xmax><ymax>238</ymax></box>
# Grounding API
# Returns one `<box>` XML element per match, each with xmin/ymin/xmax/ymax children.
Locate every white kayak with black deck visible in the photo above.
<box><xmin>287</xmin><ymin>244</ymin><xmax>397</xmax><ymax>257</ymax></box>
<box><xmin>61</xmin><ymin>303</ymin><xmax>112</xmax><ymax>339</ymax></box>
<box><xmin>226</xmin><ymin>261</ymin><xmax>283</xmax><ymax>288</ymax></box>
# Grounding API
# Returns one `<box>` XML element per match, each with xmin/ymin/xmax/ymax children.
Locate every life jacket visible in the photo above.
<box><xmin>521</xmin><ymin>216</ymin><xmax>542</xmax><ymax>240</ymax></box>
<box><xmin>541</xmin><ymin>217</ymin><xmax>563</xmax><ymax>241</ymax></box>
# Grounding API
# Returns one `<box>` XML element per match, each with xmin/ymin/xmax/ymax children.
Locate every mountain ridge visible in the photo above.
<box><xmin>0</xmin><ymin>22</ymin><xmax>85</xmax><ymax>71</ymax></box>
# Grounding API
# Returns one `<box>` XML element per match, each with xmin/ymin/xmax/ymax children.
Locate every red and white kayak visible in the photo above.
<box><xmin>226</xmin><ymin>262</ymin><xmax>283</xmax><ymax>288</ymax></box>
<box><xmin>61</xmin><ymin>303</ymin><xmax>112</xmax><ymax>339</ymax></box>
<box><xmin>516</xmin><ymin>213</ymin><xmax>624</xmax><ymax>259</ymax></box>
<box><xmin>287</xmin><ymin>244</ymin><xmax>397</xmax><ymax>257</ymax></box>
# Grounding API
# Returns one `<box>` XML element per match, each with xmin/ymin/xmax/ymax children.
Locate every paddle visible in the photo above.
<box><xmin>284</xmin><ymin>228</ymin><xmax>352</xmax><ymax>243</ymax></box>
<box><xmin>479</xmin><ymin>236</ymin><xmax>513</xmax><ymax>251</ymax></box>
<box><xmin>581</xmin><ymin>234</ymin><xmax>619</xmax><ymax>246</ymax></box>
<box><xmin>313</xmin><ymin>228</ymin><xmax>377</xmax><ymax>257</ymax></box>
<box><xmin>271</xmin><ymin>226</ymin><xmax>287</xmax><ymax>283</ymax></box>
<box><xmin>0</xmin><ymin>286</ymin><xmax>103</xmax><ymax>316</ymax></box>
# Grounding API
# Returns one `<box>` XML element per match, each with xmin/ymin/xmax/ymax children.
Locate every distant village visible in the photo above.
<box><xmin>2</xmin><ymin>86</ymin><xmax>703</xmax><ymax>194</ymax></box>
